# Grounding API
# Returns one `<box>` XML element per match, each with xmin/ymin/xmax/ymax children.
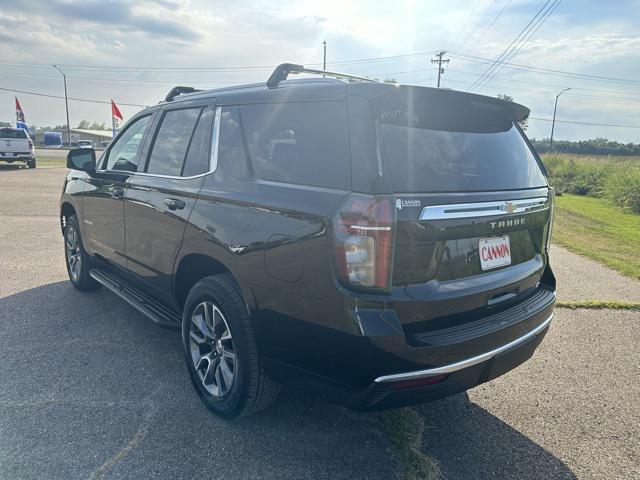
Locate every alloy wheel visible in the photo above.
<box><xmin>65</xmin><ymin>225</ymin><xmax>82</xmax><ymax>281</ymax></box>
<box><xmin>189</xmin><ymin>301</ymin><xmax>236</xmax><ymax>397</ymax></box>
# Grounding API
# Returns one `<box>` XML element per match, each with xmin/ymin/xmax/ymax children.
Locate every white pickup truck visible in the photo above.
<box><xmin>0</xmin><ymin>127</ymin><xmax>36</xmax><ymax>168</ymax></box>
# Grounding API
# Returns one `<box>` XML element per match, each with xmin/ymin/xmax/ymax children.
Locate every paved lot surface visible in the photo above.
<box><xmin>1</xmin><ymin>167</ymin><xmax>639</xmax><ymax>479</ymax></box>
<box><xmin>551</xmin><ymin>245</ymin><xmax>640</xmax><ymax>302</ymax></box>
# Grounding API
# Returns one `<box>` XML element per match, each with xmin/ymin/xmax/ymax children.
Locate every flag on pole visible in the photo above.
<box><xmin>15</xmin><ymin>97</ymin><xmax>28</xmax><ymax>132</ymax></box>
<box><xmin>111</xmin><ymin>99</ymin><xmax>123</xmax><ymax>138</ymax></box>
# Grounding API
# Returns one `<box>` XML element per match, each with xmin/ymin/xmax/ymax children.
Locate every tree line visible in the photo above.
<box><xmin>530</xmin><ymin>138</ymin><xmax>640</xmax><ymax>156</ymax></box>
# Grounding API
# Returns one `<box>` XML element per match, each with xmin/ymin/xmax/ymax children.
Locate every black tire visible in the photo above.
<box><xmin>64</xmin><ymin>215</ymin><xmax>100</xmax><ymax>291</ymax></box>
<box><xmin>182</xmin><ymin>274</ymin><xmax>280</xmax><ymax>418</ymax></box>
<box><xmin>27</xmin><ymin>159</ymin><xmax>36</xmax><ymax>168</ymax></box>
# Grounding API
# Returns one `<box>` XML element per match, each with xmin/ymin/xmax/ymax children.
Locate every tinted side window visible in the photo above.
<box><xmin>240</xmin><ymin>102</ymin><xmax>350</xmax><ymax>189</ymax></box>
<box><xmin>216</xmin><ymin>107</ymin><xmax>250</xmax><ymax>180</ymax></box>
<box><xmin>104</xmin><ymin>115</ymin><xmax>151</xmax><ymax>172</ymax></box>
<box><xmin>146</xmin><ymin>108</ymin><xmax>201</xmax><ymax>176</ymax></box>
<box><xmin>182</xmin><ymin>108</ymin><xmax>214</xmax><ymax>177</ymax></box>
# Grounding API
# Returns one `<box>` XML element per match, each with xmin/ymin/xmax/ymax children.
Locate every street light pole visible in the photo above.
<box><xmin>549</xmin><ymin>87</ymin><xmax>571</xmax><ymax>151</ymax></box>
<box><xmin>322</xmin><ymin>40</ymin><xmax>327</xmax><ymax>77</ymax></box>
<box><xmin>52</xmin><ymin>64</ymin><xmax>71</xmax><ymax>148</ymax></box>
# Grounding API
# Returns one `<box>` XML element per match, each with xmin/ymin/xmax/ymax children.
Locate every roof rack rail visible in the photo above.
<box><xmin>266</xmin><ymin>63</ymin><xmax>377</xmax><ymax>89</ymax></box>
<box><xmin>165</xmin><ymin>86</ymin><xmax>201</xmax><ymax>102</ymax></box>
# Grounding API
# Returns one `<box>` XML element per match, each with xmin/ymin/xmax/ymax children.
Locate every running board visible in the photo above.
<box><xmin>89</xmin><ymin>268</ymin><xmax>181</xmax><ymax>329</ymax></box>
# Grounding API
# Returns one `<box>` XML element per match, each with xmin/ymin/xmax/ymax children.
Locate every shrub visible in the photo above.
<box><xmin>542</xmin><ymin>155</ymin><xmax>610</xmax><ymax>196</ymax></box>
<box><xmin>604</xmin><ymin>167</ymin><xmax>640</xmax><ymax>213</ymax></box>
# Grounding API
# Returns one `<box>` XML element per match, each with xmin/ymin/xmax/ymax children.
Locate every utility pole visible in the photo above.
<box><xmin>549</xmin><ymin>87</ymin><xmax>571</xmax><ymax>151</ymax></box>
<box><xmin>322</xmin><ymin>40</ymin><xmax>327</xmax><ymax>77</ymax></box>
<box><xmin>52</xmin><ymin>64</ymin><xmax>71</xmax><ymax>148</ymax></box>
<box><xmin>431</xmin><ymin>50</ymin><xmax>450</xmax><ymax>88</ymax></box>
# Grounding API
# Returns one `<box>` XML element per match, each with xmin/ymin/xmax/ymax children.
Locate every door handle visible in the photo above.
<box><xmin>109</xmin><ymin>186</ymin><xmax>125</xmax><ymax>198</ymax></box>
<box><xmin>164</xmin><ymin>198</ymin><xmax>185</xmax><ymax>210</ymax></box>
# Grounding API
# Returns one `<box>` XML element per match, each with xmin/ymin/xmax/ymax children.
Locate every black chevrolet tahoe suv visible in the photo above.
<box><xmin>60</xmin><ymin>63</ymin><xmax>556</xmax><ymax>418</ymax></box>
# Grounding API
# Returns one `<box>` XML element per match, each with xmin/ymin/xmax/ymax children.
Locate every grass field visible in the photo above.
<box><xmin>553</xmin><ymin>193</ymin><xmax>640</xmax><ymax>279</ymax></box>
<box><xmin>36</xmin><ymin>156</ymin><xmax>67</xmax><ymax>167</ymax></box>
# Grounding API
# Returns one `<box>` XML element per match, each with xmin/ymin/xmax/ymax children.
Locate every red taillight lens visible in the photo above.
<box><xmin>333</xmin><ymin>194</ymin><xmax>395</xmax><ymax>291</ymax></box>
<box><xmin>545</xmin><ymin>188</ymin><xmax>555</xmax><ymax>253</ymax></box>
<box><xmin>391</xmin><ymin>374</ymin><xmax>447</xmax><ymax>391</ymax></box>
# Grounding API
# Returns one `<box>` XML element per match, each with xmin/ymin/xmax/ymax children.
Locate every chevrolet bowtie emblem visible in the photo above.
<box><xmin>504</xmin><ymin>202</ymin><xmax>516</xmax><ymax>214</ymax></box>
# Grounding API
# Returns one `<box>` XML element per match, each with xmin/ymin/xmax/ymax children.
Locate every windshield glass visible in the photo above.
<box><xmin>373</xmin><ymin>88</ymin><xmax>547</xmax><ymax>193</ymax></box>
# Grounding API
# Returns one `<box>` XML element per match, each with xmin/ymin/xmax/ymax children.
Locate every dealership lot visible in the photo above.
<box><xmin>1</xmin><ymin>166</ymin><xmax>639</xmax><ymax>479</ymax></box>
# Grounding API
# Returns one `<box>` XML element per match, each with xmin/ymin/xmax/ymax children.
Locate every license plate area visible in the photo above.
<box><xmin>479</xmin><ymin>236</ymin><xmax>511</xmax><ymax>271</ymax></box>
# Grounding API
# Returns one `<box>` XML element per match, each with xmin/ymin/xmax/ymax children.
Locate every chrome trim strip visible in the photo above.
<box><xmin>350</xmin><ymin>225</ymin><xmax>392</xmax><ymax>232</ymax></box>
<box><xmin>96</xmin><ymin>106</ymin><xmax>222</xmax><ymax>180</ymax></box>
<box><xmin>419</xmin><ymin>197</ymin><xmax>548</xmax><ymax>221</ymax></box>
<box><xmin>374</xmin><ymin>313</ymin><xmax>554</xmax><ymax>383</ymax></box>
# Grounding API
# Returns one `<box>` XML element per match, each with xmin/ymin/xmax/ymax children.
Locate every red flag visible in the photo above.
<box><xmin>111</xmin><ymin>99</ymin><xmax>123</xmax><ymax>121</ymax></box>
<box><xmin>15</xmin><ymin>96</ymin><xmax>27</xmax><ymax>131</ymax></box>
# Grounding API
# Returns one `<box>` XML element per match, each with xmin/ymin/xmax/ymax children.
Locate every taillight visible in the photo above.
<box><xmin>28</xmin><ymin>140</ymin><xmax>33</xmax><ymax>149</ymax></box>
<box><xmin>545</xmin><ymin>188</ymin><xmax>555</xmax><ymax>252</ymax></box>
<box><xmin>333</xmin><ymin>194</ymin><xmax>395</xmax><ymax>291</ymax></box>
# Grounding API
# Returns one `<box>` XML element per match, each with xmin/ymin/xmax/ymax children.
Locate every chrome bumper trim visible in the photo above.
<box><xmin>374</xmin><ymin>313</ymin><xmax>554</xmax><ymax>383</ymax></box>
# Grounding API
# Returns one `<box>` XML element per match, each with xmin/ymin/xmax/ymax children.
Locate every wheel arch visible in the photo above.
<box><xmin>174</xmin><ymin>253</ymin><xmax>248</xmax><ymax>312</ymax></box>
<box><xmin>60</xmin><ymin>201</ymin><xmax>76</xmax><ymax>234</ymax></box>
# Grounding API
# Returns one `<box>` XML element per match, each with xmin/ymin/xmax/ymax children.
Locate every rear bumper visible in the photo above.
<box><xmin>262</xmin><ymin>283</ymin><xmax>555</xmax><ymax>410</ymax></box>
<box><xmin>374</xmin><ymin>313</ymin><xmax>552</xmax><ymax>383</ymax></box>
<box><xmin>267</xmin><ymin>312</ymin><xmax>552</xmax><ymax>410</ymax></box>
<box><xmin>0</xmin><ymin>152</ymin><xmax>34</xmax><ymax>161</ymax></box>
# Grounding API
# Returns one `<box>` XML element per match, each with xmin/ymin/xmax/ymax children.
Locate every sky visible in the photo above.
<box><xmin>1</xmin><ymin>0</ymin><xmax>640</xmax><ymax>142</ymax></box>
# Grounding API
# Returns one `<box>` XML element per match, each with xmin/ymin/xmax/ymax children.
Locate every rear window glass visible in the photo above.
<box><xmin>240</xmin><ymin>102</ymin><xmax>350</xmax><ymax>189</ymax></box>
<box><xmin>0</xmin><ymin>128</ymin><xmax>27</xmax><ymax>139</ymax></box>
<box><xmin>373</xmin><ymin>89</ymin><xmax>547</xmax><ymax>192</ymax></box>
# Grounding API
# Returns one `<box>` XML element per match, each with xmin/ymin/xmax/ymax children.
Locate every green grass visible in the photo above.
<box><xmin>554</xmin><ymin>194</ymin><xmax>640</xmax><ymax>279</ymax></box>
<box><xmin>378</xmin><ymin>408</ymin><xmax>440</xmax><ymax>480</ymax></box>
<box><xmin>36</xmin><ymin>157</ymin><xmax>66</xmax><ymax>167</ymax></box>
<box><xmin>556</xmin><ymin>300</ymin><xmax>640</xmax><ymax>310</ymax></box>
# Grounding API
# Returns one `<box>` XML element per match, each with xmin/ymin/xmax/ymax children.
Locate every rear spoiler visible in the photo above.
<box><xmin>352</xmin><ymin>82</ymin><xmax>531</xmax><ymax>124</ymax></box>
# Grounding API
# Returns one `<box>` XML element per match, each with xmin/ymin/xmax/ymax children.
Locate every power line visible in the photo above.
<box><xmin>466</xmin><ymin>0</ymin><xmax>515</xmax><ymax>54</ymax></box>
<box><xmin>458</xmin><ymin>0</ymin><xmax>499</xmax><ymax>52</ymax></box>
<box><xmin>469</xmin><ymin>0</ymin><xmax>554</xmax><ymax>91</ymax></box>
<box><xmin>477</xmin><ymin>0</ymin><xmax>561</xmax><ymax>88</ymax></box>
<box><xmin>451</xmin><ymin>50</ymin><xmax>640</xmax><ymax>86</ymax></box>
<box><xmin>452</xmin><ymin>0</ymin><xmax>484</xmax><ymax>50</ymax></box>
<box><xmin>529</xmin><ymin>116</ymin><xmax>640</xmax><ymax>129</ymax></box>
<box><xmin>0</xmin><ymin>86</ymin><xmax>147</xmax><ymax>108</ymax></box>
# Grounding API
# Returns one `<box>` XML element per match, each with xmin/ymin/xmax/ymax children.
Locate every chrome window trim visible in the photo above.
<box><xmin>97</xmin><ymin>106</ymin><xmax>222</xmax><ymax>180</ymax></box>
<box><xmin>374</xmin><ymin>312</ymin><xmax>554</xmax><ymax>383</ymax></box>
<box><xmin>419</xmin><ymin>196</ymin><xmax>549</xmax><ymax>221</ymax></box>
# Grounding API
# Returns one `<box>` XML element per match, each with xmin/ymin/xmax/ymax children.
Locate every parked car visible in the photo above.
<box><xmin>0</xmin><ymin>127</ymin><xmax>36</xmax><ymax>168</ymax></box>
<box><xmin>59</xmin><ymin>63</ymin><xmax>556</xmax><ymax>418</ymax></box>
<box><xmin>77</xmin><ymin>139</ymin><xmax>93</xmax><ymax>148</ymax></box>
<box><xmin>98</xmin><ymin>140</ymin><xmax>111</xmax><ymax>149</ymax></box>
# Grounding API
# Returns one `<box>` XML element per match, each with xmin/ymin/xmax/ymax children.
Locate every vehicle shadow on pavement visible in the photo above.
<box><xmin>0</xmin><ymin>281</ymin><xmax>575</xmax><ymax>480</ymax></box>
<box><xmin>415</xmin><ymin>394</ymin><xmax>577</xmax><ymax>479</ymax></box>
<box><xmin>0</xmin><ymin>164</ymin><xmax>25</xmax><ymax>171</ymax></box>
<box><xmin>0</xmin><ymin>281</ymin><xmax>396</xmax><ymax>480</ymax></box>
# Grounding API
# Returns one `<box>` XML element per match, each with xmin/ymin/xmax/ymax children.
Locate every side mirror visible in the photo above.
<box><xmin>67</xmin><ymin>148</ymin><xmax>96</xmax><ymax>173</ymax></box>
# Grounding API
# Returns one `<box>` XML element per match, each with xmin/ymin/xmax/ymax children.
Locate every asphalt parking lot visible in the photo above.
<box><xmin>1</xmin><ymin>165</ymin><xmax>639</xmax><ymax>480</ymax></box>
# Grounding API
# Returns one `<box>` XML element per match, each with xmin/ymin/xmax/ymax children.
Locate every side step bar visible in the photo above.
<box><xmin>89</xmin><ymin>268</ymin><xmax>181</xmax><ymax>329</ymax></box>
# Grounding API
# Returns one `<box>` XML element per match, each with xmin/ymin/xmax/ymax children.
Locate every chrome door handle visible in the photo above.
<box><xmin>164</xmin><ymin>198</ymin><xmax>185</xmax><ymax>210</ymax></box>
<box><xmin>109</xmin><ymin>186</ymin><xmax>125</xmax><ymax>198</ymax></box>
